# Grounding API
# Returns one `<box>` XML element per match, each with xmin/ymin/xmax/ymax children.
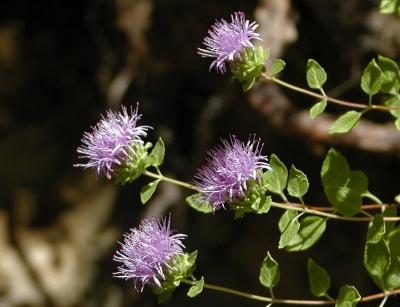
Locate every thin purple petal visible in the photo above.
<box><xmin>198</xmin><ymin>11</ymin><xmax>261</xmax><ymax>73</ymax></box>
<box><xmin>75</xmin><ymin>105</ymin><xmax>151</xmax><ymax>179</ymax></box>
<box><xmin>113</xmin><ymin>216</ymin><xmax>186</xmax><ymax>291</ymax></box>
<box><xmin>194</xmin><ymin>135</ymin><xmax>271</xmax><ymax>210</ymax></box>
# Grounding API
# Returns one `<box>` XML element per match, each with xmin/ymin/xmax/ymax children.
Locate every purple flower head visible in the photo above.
<box><xmin>194</xmin><ymin>135</ymin><xmax>271</xmax><ymax>211</ymax></box>
<box><xmin>113</xmin><ymin>216</ymin><xmax>186</xmax><ymax>291</ymax></box>
<box><xmin>75</xmin><ymin>105</ymin><xmax>151</xmax><ymax>179</ymax></box>
<box><xmin>198</xmin><ymin>11</ymin><xmax>261</xmax><ymax>73</ymax></box>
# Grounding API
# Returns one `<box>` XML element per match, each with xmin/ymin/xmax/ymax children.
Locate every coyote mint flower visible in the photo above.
<box><xmin>194</xmin><ymin>135</ymin><xmax>271</xmax><ymax>211</ymax></box>
<box><xmin>75</xmin><ymin>105</ymin><xmax>151</xmax><ymax>180</ymax></box>
<box><xmin>198</xmin><ymin>11</ymin><xmax>260</xmax><ymax>74</ymax></box>
<box><xmin>113</xmin><ymin>216</ymin><xmax>186</xmax><ymax>291</ymax></box>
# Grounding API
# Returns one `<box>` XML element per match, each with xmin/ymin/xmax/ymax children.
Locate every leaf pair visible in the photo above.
<box><xmin>321</xmin><ymin>148</ymin><xmax>375</xmax><ymax>216</ymax></box>
<box><xmin>364</xmin><ymin>207</ymin><xmax>400</xmax><ymax>291</ymax></box>
<box><xmin>140</xmin><ymin>138</ymin><xmax>165</xmax><ymax>204</ymax></box>
<box><xmin>278</xmin><ymin>210</ymin><xmax>326</xmax><ymax>251</ymax></box>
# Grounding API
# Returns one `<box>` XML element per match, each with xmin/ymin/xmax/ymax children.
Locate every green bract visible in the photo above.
<box><xmin>114</xmin><ymin>142</ymin><xmax>152</xmax><ymax>185</ymax></box>
<box><xmin>154</xmin><ymin>251</ymin><xmax>198</xmax><ymax>303</ymax></box>
<box><xmin>231</xmin><ymin>46</ymin><xmax>268</xmax><ymax>92</ymax></box>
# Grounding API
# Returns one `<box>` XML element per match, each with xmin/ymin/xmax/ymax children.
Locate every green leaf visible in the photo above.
<box><xmin>321</xmin><ymin>148</ymin><xmax>350</xmax><ymax>187</ymax></box>
<box><xmin>361</xmin><ymin>59</ymin><xmax>383</xmax><ymax>96</ymax></box>
<box><xmin>265</xmin><ymin>154</ymin><xmax>288</xmax><ymax>194</ymax></box>
<box><xmin>148</xmin><ymin>137</ymin><xmax>165</xmax><ymax>167</ymax></box>
<box><xmin>279</xmin><ymin>218</ymin><xmax>300</xmax><ymax>249</ymax></box>
<box><xmin>285</xmin><ymin>216</ymin><xmax>327</xmax><ymax>252</ymax></box>
<box><xmin>287</xmin><ymin>165</ymin><xmax>309</xmax><ymax>198</ymax></box>
<box><xmin>367</xmin><ymin>214</ymin><xmax>386</xmax><ymax>244</ymax></box>
<box><xmin>259</xmin><ymin>252</ymin><xmax>280</xmax><ymax>288</ymax></box>
<box><xmin>382</xmin><ymin>227</ymin><xmax>400</xmax><ymax>290</ymax></box>
<box><xmin>382</xmin><ymin>205</ymin><xmax>397</xmax><ymax>234</ymax></box>
<box><xmin>364</xmin><ymin>240</ymin><xmax>391</xmax><ymax>288</ymax></box>
<box><xmin>270</xmin><ymin>59</ymin><xmax>286</xmax><ymax>76</ymax></box>
<box><xmin>187</xmin><ymin>277</ymin><xmax>204</xmax><ymax>298</ymax></box>
<box><xmin>231</xmin><ymin>46</ymin><xmax>268</xmax><ymax>92</ymax></box>
<box><xmin>140</xmin><ymin>180</ymin><xmax>160</xmax><ymax>204</ymax></box>
<box><xmin>384</xmin><ymin>96</ymin><xmax>400</xmax><ymax>118</ymax></box>
<box><xmin>278</xmin><ymin>210</ymin><xmax>298</xmax><ymax>232</ymax></box>
<box><xmin>310</xmin><ymin>99</ymin><xmax>327</xmax><ymax>119</ymax></box>
<box><xmin>251</xmin><ymin>195</ymin><xmax>272</xmax><ymax>214</ymax></box>
<box><xmin>306</xmin><ymin>59</ymin><xmax>327</xmax><ymax>89</ymax></box>
<box><xmin>308</xmin><ymin>259</ymin><xmax>331</xmax><ymax>297</ymax></box>
<box><xmin>379</xmin><ymin>0</ymin><xmax>400</xmax><ymax>16</ymax></box>
<box><xmin>377</xmin><ymin>55</ymin><xmax>400</xmax><ymax>94</ymax></box>
<box><xmin>186</xmin><ymin>193</ymin><xmax>213</xmax><ymax>213</ymax></box>
<box><xmin>335</xmin><ymin>285</ymin><xmax>361</xmax><ymax>307</ymax></box>
<box><xmin>321</xmin><ymin>150</ymin><xmax>368</xmax><ymax>216</ymax></box>
<box><xmin>329</xmin><ymin>111</ymin><xmax>362</xmax><ymax>134</ymax></box>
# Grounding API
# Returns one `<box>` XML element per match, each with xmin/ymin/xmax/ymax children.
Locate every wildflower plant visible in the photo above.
<box><xmin>75</xmin><ymin>6</ymin><xmax>400</xmax><ymax>307</ymax></box>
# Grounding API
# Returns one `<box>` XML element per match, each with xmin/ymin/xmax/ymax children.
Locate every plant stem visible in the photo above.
<box><xmin>142</xmin><ymin>171</ymin><xmax>400</xmax><ymax>221</ymax></box>
<box><xmin>262</xmin><ymin>74</ymin><xmax>400</xmax><ymax>112</ymax></box>
<box><xmin>143</xmin><ymin>170</ymin><xmax>198</xmax><ymax>191</ymax></box>
<box><xmin>181</xmin><ymin>279</ymin><xmax>400</xmax><ymax>305</ymax></box>
<box><xmin>271</xmin><ymin>202</ymin><xmax>400</xmax><ymax>222</ymax></box>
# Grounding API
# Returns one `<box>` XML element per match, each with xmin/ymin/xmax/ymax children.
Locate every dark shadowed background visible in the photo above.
<box><xmin>0</xmin><ymin>0</ymin><xmax>399</xmax><ymax>306</ymax></box>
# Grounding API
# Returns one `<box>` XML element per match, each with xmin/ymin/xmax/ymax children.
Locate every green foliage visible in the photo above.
<box><xmin>329</xmin><ymin>111</ymin><xmax>362</xmax><ymax>134</ymax></box>
<box><xmin>148</xmin><ymin>137</ymin><xmax>165</xmax><ymax>167</ymax></box>
<box><xmin>279</xmin><ymin>215</ymin><xmax>300</xmax><ymax>249</ymax></box>
<box><xmin>364</xmin><ymin>240</ymin><xmax>391</xmax><ymax>289</ymax></box>
<box><xmin>377</xmin><ymin>55</ymin><xmax>400</xmax><ymax>94</ymax></box>
<box><xmin>186</xmin><ymin>193</ymin><xmax>213</xmax><ymax>213</ymax></box>
<box><xmin>232</xmin><ymin>176</ymin><xmax>272</xmax><ymax>218</ymax></box>
<box><xmin>307</xmin><ymin>259</ymin><xmax>331</xmax><ymax>297</ymax></box>
<box><xmin>364</xmin><ymin>217</ymin><xmax>400</xmax><ymax>291</ymax></box>
<box><xmin>285</xmin><ymin>216</ymin><xmax>327</xmax><ymax>252</ymax></box>
<box><xmin>367</xmin><ymin>215</ymin><xmax>385</xmax><ymax>244</ymax></box>
<box><xmin>140</xmin><ymin>179</ymin><xmax>160</xmax><ymax>204</ymax></box>
<box><xmin>287</xmin><ymin>165</ymin><xmax>309</xmax><ymax>199</ymax></box>
<box><xmin>270</xmin><ymin>59</ymin><xmax>286</xmax><ymax>76</ymax></box>
<box><xmin>278</xmin><ymin>211</ymin><xmax>326</xmax><ymax>251</ymax></box>
<box><xmin>380</xmin><ymin>0</ymin><xmax>400</xmax><ymax>16</ymax></box>
<box><xmin>361</xmin><ymin>59</ymin><xmax>382</xmax><ymax>96</ymax></box>
<box><xmin>155</xmin><ymin>251</ymin><xmax>198</xmax><ymax>302</ymax></box>
<box><xmin>231</xmin><ymin>46</ymin><xmax>269</xmax><ymax>92</ymax></box>
<box><xmin>115</xmin><ymin>143</ymin><xmax>151</xmax><ymax>184</ymax></box>
<box><xmin>187</xmin><ymin>277</ymin><xmax>204</xmax><ymax>298</ymax></box>
<box><xmin>335</xmin><ymin>285</ymin><xmax>361</xmax><ymax>307</ymax></box>
<box><xmin>321</xmin><ymin>149</ymin><xmax>371</xmax><ymax>216</ymax></box>
<box><xmin>259</xmin><ymin>252</ymin><xmax>280</xmax><ymax>288</ymax></box>
<box><xmin>306</xmin><ymin>59</ymin><xmax>327</xmax><ymax>89</ymax></box>
<box><xmin>309</xmin><ymin>99</ymin><xmax>327</xmax><ymax>119</ymax></box>
<box><xmin>278</xmin><ymin>210</ymin><xmax>298</xmax><ymax>232</ymax></box>
<box><xmin>265</xmin><ymin>154</ymin><xmax>288</xmax><ymax>195</ymax></box>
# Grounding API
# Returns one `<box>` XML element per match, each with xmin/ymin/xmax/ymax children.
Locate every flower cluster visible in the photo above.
<box><xmin>113</xmin><ymin>216</ymin><xmax>186</xmax><ymax>291</ymax></box>
<box><xmin>198</xmin><ymin>11</ymin><xmax>260</xmax><ymax>73</ymax></box>
<box><xmin>75</xmin><ymin>105</ymin><xmax>151</xmax><ymax>179</ymax></box>
<box><xmin>194</xmin><ymin>135</ymin><xmax>271</xmax><ymax>211</ymax></box>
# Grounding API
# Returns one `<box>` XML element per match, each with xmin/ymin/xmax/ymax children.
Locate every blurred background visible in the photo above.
<box><xmin>0</xmin><ymin>0</ymin><xmax>399</xmax><ymax>306</ymax></box>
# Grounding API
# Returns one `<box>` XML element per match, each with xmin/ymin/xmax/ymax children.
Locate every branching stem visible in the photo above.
<box><xmin>143</xmin><ymin>171</ymin><xmax>400</xmax><ymax>221</ymax></box>
<box><xmin>181</xmin><ymin>279</ymin><xmax>400</xmax><ymax>305</ymax></box>
<box><xmin>262</xmin><ymin>74</ymin><xmax>400</xmax><ymax>112</ymax></box>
